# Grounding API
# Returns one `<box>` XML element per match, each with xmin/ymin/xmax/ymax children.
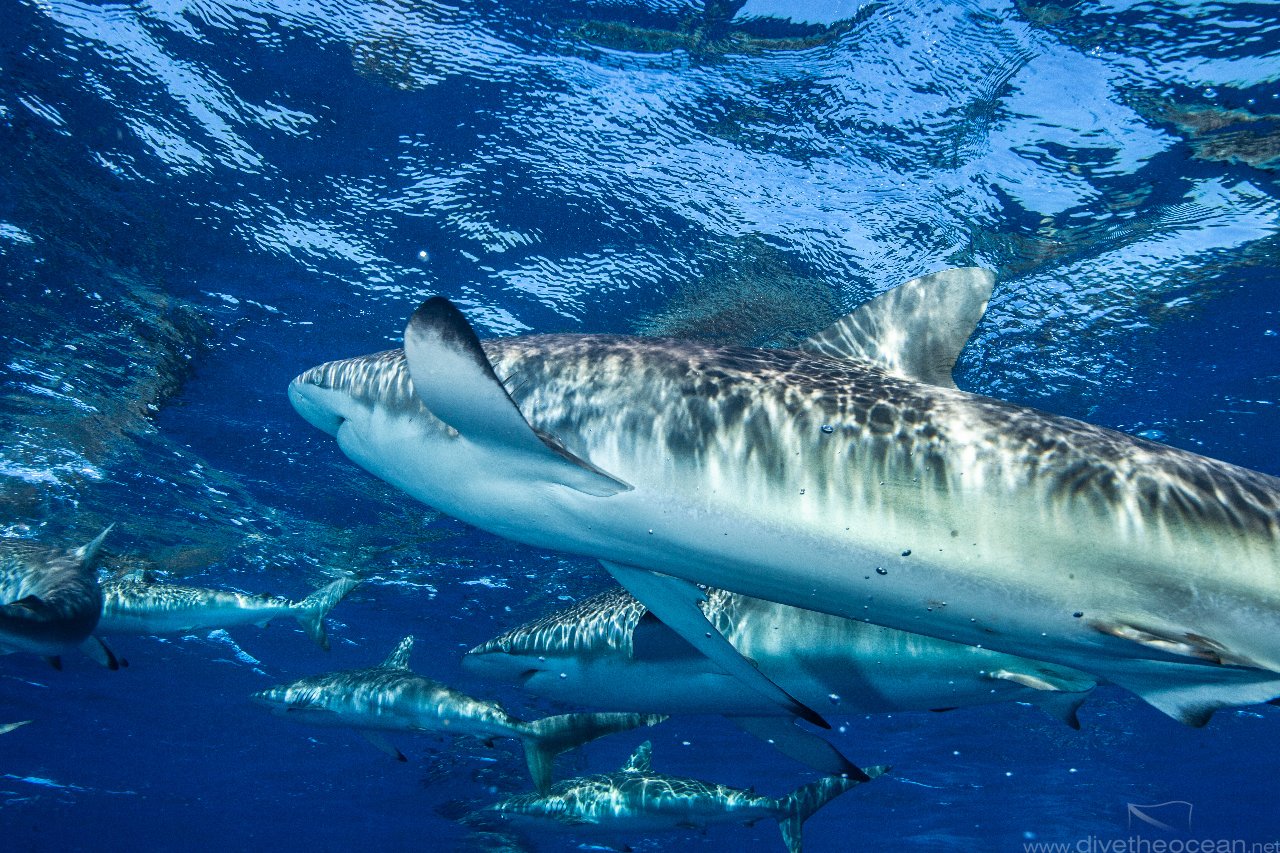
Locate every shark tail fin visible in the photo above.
<box><xmin>776</xmin><ymin>766</ymin><xmax>889</xmax><ymax>853</ymax></box>
<box><xmin>519</xmin><ymin>712</ymin><xmax>667</xmax><ymax>794</ymax></box>
<box><xmin>293</xmin><ymin>578</ymin><xmax>358</xmax><ymax>650</ymax></box>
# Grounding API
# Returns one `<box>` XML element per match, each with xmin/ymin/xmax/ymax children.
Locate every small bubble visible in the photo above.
<box><xmin>821</xmin><ymin>424</ymin><xmax>834</xmax><ymax>434</ymax></box>
<box><xmin>799</xmin><ymin>488</ymin><xmax>806</xmax><ymax>495</ymax></box>
<box><xmin>901</xmin><ymin>549</ymin><xmax>911</xmax><ymax>557</ymax></box>
<box><xmin>559</xmin><ymin>672</ymin><xmax>567</xmax><ymax>679</ymax></box>
<box><xmin>876</xmin><ymin>567</ymin><xmax>888</xmax><ymax>576</ymax></box>
<box><xmin>828</xmin><ymin>693</ymin><xmax>841</xmax><ymax>704</ymax></box>
<box><xmin>1073</xmin><ymin>612</ymin><xmax>1084</xmax><ymax>618</ymax></box>
<box><xmin>417</xmin><ymin>249</ymin><xmax>429</xmax><ymax>261</ymax></box>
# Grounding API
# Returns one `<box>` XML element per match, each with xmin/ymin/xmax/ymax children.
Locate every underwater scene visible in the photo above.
<box><xmin>3</xmin><ymin>0</ymin><xmax>1280</xmax><ymax>850</ymax></box>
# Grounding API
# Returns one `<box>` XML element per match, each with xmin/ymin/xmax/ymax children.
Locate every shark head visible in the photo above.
<box><xmin>463</xmin><ymin>588</ymin><xmax>648</xmax><ymax>684</ymax></box>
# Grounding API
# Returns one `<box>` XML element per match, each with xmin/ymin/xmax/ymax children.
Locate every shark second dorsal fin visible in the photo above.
<box><xmin>800</xmin><ymin>267</ymin><xmax>995</xmax><ymax>389</ymax></box>
<box><xmin>382</xmin><ymin>636</ymin><xmax>415</xmax><ymax>669</ymax></box>
<box><xmin>403</xmin><ymin>297</ymin><xmax>630</xmax><ymax>497</ymax></box>
<box><xmin>622</xmin><ymin>740</ymin><xmax>652</xmax><ymax>773</ymax></box>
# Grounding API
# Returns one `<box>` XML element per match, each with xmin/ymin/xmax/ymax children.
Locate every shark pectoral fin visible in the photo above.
<box><xmin>728</xmin><ymin>716</ymin><xmax>869</xmax><ymax>780</ymax></box>
<box><xmin>79</xmin><ymin>636</ymin><xmax>122</xmax><ymax>671</ymax></box>
<box><xmin>600</xmin><ymin>561</ymin><xmax>832</xmax><ymax>732</ymax></box>
<box><xmin>8</xmin><ymin>595</ymin><xmax>54</xmax><ymax>618</ymax></box>
<box><xmin>403</xmin><ymin>297</ymin><xmax>629</xmax><ymax>497</ymax></box>
<box><xmin>360</xmin><ymin>731</ymin><xmax>407</xmax><ymax>762</ymax></box>
<box><xmin>800</xmin><ymin>267</ymin><xmax>995</xmax><ymax>388</ymax></box>
<box><xmin>1096</xmin><ymin>658</ymin><xmax>1280</xmax><ymax>727</ymax></box>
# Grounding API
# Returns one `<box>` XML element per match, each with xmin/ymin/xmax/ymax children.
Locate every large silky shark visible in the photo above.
<box><xmin>469</xmin><ymin>740</ymin><xmax>886</xmax><ymax>853</ymax></box>
<box><xmin>251</xmin><ymin>635</ymin><xmax>665</xmax><ymax>792</ymax></box>
<box><xmin>464</xmin><ymin>586</ymin><xmax>1095</xmax><ymax>773</ymax></box>
<box><xmin>98</xmin><ymin>575</ymin><xmax>358</xmax><ymax>650</ymax></box>
<box><xmin>289</xmin><ymin>267</ymin><xmax>1280</xmax><ymax>727</ymax></box>
<box><xmin>0</xmin><ymin>527</ymin><xmax>120</xmax><ymax>669</ymax></box>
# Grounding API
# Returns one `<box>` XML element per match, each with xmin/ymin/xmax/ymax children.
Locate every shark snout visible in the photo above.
<box><xmin>288</xmin><ymin>375</ymin><xmax>349</xmax><ymax>437</ymax></box>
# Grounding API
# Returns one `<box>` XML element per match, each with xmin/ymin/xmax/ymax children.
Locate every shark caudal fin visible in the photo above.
<box><xmin>776</xmin><ymin>766</ymin><xmax>888</xmax><ymax>853</ymax></box>
<box><xmin>293</xmin><ymin>578</ymin><xmax>359</xmax><ymax>650</ymax></box>
<box><xmin>518</xmin><ymin>713</ymin><xmax>667</xmax><ymax>794</ymax></box>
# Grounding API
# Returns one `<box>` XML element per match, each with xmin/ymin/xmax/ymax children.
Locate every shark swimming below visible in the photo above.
<box><xmin>289</xmin><ymin>267</ymin><xmax>1280</xmax><ymax>727</ymax></box>
<box><xmin>469</xmin><ymin>740</ymin><xmax>886</xmax><ymax>853</ymax></box>
<box><xmin>0</xmin><ymin>527</ymin><xmax>119</xmax><ymax>669</ymax></box>
<box><xmin>464</xmin><ymin>586</ymin><xmax>1095</xmax><ymax>773</ymax></box>
<box><xmin>250</xmin><ymin>635</ymin><xmax>666</xmax><ymax>792</ymax></box>
<box><xmin>97</xmin><ymin>575</ymin><xmax>358</xmax><ymax>650</ymax></box>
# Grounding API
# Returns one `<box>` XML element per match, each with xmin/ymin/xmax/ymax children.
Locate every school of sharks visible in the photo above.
<box><xmin>6</xmin><ymin>266</ymin><xmax>1280</xmax><ymax>850</ymax></box>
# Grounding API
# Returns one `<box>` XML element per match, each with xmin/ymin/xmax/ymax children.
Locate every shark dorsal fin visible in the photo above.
<box><xmin>73</xmin><ymin>524</ymin><xmax>114</xmax><ymax>568</ymax></box>
<box><xmin>382</xmin><ymin>636</ymin><xmax>414</xmax><ymax>669</ymax></box>
<box><xmin>403</xmin><ymin>297</ymin><xmax>630</xmax><ymax>497</ymax></box>
<box><xmin>622</xmin><ymin>740</ymin><xmax>652</xmax><ymax>774</ymax></box>
<box><xmin>800</xmin><ymin>267</ymin><xmax>995</xmax><ymax>389</ymax></box>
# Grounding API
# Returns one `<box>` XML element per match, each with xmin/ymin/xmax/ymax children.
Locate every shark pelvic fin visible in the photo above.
<box><xmin>80</xmin><ymin>636</ymin><xmax>122</xmax><ymax>671</ymax></box>
<box><xmin>360</xmin><ymin>731</ymin><xmax>407</xmax><ymax>762</ymax></box>
<box><xmin>403</xmin><ymin>297</ymin><xmax>630</xmax><ymax>497</ymax></box>
<box><xmin>728</xmin><ymin>715</ymin><xmax>868</xmax><ymax>779</ymax></box>
<box><xmin>622</xmin><ymin>740</ymin><xmax>652</xmax><ymax>773</ymax></box>
<box><xmin>800</xmin><ymin>267</ymin><xmax>994</xmax><ymax>389</ymax></box>
<box><xmin>1094</xmin><ymin>657</ymin><xmax>1280</xmax><ymax>727</ymax></box>
<box><xmin>600</xmin><ymin>561</ymin><xmax>833</xmax><ymax>732</ymax></box>
<box><xmin>381</xmin><ymin>636</ymin><xmax>415</xmax><ymax>669</ymax></box>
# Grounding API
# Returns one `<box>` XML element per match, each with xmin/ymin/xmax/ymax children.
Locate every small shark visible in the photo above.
<box><xmin>98</xmin><ymin>575</ymin><xmax>358</xmax><ymax>650</ymax></box>
<box><xmin>250</xmin><ymin>635</ymin><xmax>666</xmax><ymax>792</ymax></box>
<box><xmin>470</xmin><ymin>740</ymin><xmax>887</xmax><ymax>853</ymax></box>
<box><xmin>0</xmin><ymin>527</ymin><xmax>119</xmax><ymax>669</ymax></box>
<box><xmin>464</xmin><ymin>586</ymin><xmax>1095</xmax><ymax>773</ymax></box>
<box><xmin>289</xmin><ymin>268</ymin><xmax>1280</xmax><ymax>726</ymax></box>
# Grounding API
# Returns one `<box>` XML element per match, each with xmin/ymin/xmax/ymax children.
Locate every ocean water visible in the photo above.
<box><xmin>2</xmin><ymin>0</ymin><xmax>1280</xmax><ymax>850</ymax></box>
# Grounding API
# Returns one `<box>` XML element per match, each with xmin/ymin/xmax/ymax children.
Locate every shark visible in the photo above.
<box><xmin>469</xmin><ymin>740</ymin><xmax>886</xmax><ymax>853</ymax></box>
<box><xmin>288</xmin><ymin>267</ymin><xmax>1280</xmax><ymax>728</ymax></box>
<box><xmin>250</xmin><ymin>635</ymin><xmax>666</xmax><ymax>792</ymax></box>
<box><xmin>464</xmin><ymin>586</ymin><xmax>1095</xmax><ymax>773</ymax></box>
<box><xmin>0</xmin><ymin>527</ymin><xmax>120</xmax><ymax>669</ymax></box>
<box><xmin>98</xmin><ymin>575</ymin><xmax>358</xmax><ymax>650</ymax></box>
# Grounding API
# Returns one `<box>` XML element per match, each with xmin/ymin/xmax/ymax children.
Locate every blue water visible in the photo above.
<box><xmin>3</xmin><ymin>0</ymin><xmax>1280</xmax><ymax>850</ymax></box>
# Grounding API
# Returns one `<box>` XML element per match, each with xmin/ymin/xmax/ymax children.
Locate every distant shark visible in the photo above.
<box><xmin>289</xmin><ymin>267</ymin><xmax>1280</xmax><ymax>727</ymax></box>
<box><xmin>469</xmin><ymin>739</ymin><xmax>886</xmax><ymax>853</ymax></box>
<box><xmin>98</xmin><ymin>575</ymin><xmax>358</xmax><ymax>650</ymax></box>
<box><xmin>250</xmin><ymin>635</ymin><xmax>666</xmax><ymax>792</ymax></box>
<box><xmin>464</xmin><ymin>586</ymin><xmax>1095</xmax><ymax>773</ymax></box>
<box><xmin>0</xmin><ymin>527</ymin><xmax>119</xmax><ymax>669</ymax></box>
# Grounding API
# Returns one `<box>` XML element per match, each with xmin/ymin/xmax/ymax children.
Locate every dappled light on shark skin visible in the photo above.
<box><xmin>291</xmin><ymin>268</ymin><xmax>1280</xmax><ymax>732</ymax></box>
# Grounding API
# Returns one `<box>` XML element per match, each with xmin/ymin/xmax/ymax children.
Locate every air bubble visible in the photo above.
<box><xmin>821</xmin><ymin>424</ymin><xmax>834</xmax><ymax>434</ymax></box>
